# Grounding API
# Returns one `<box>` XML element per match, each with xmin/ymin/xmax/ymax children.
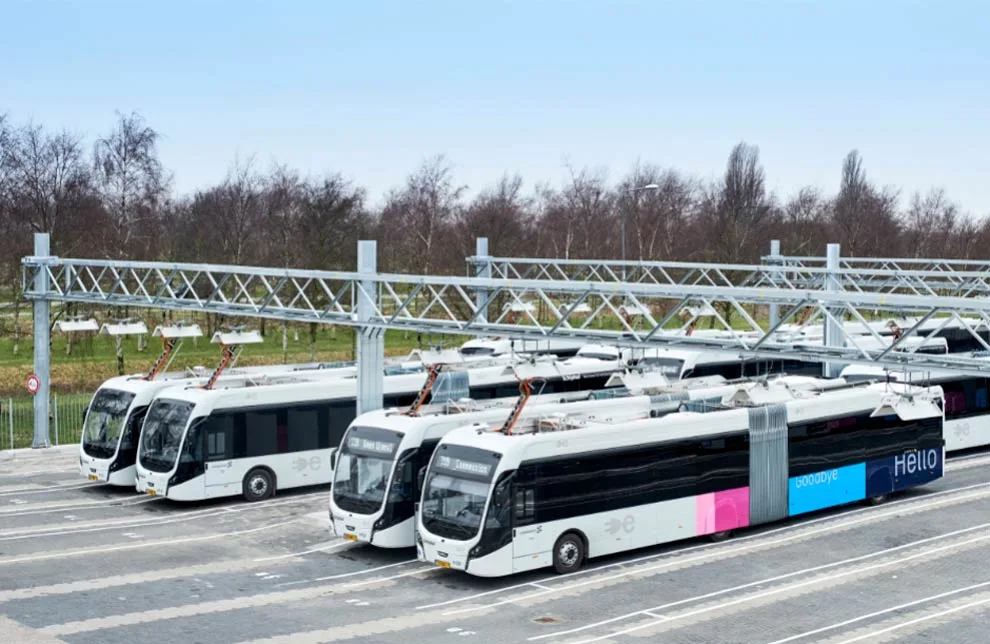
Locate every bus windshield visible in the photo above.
<box><xmin>82</xmin><ymin>389</ymin><xmax>136</xmax><ymax>459</ymax></box>
<box><xmin>332</xmin><ymin>426</ymin><xmax>402</xmax><ymax>514</ymax></box>
<box><xmin>421</xmin><ymin>445</ymin><xmax>501</xmax><ymax>540</ymax></box>
<box><xmin>138</xmin><ymin>399</ymin><xmax>195</xmax><ymax>473</ymax></box>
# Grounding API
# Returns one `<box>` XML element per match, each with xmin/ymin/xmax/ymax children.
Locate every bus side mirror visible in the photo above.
<box><xmin>417</xmin><ymin>466</ymin><xmax>426</xmax><ymax>492</ymax></box>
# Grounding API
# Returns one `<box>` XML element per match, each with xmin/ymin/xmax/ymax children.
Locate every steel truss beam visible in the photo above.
<box><xmin>21</xmin><ymin>254</ymin><xmax>990</xmax><ymax>376</ymax></box>
<box><xmin>468</xmin><ymin>255</ymin><xmax>990</xmax><ymax>299</ymax></box>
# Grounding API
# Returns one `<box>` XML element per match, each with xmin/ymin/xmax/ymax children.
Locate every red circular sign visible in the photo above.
<box><xmin>25</xmin><ymin>374</ymin><xmax>40</xmax><ymax>395</ymax></box>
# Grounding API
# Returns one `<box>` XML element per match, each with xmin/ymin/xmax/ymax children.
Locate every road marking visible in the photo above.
<box><xmin>274</xmin><ymin>560</ymin><xmax>420</xmax><ymax>588</ymax></box>
<box><xmin>0</xmin><ymin>519</ymin><xmax>299</xmax><ymax>566</ymax></box>
<box><xmin>0</xmin><ymin>490</ymin><xmax>324</xmax><ymax>541</ymax></box>
<box><xmin>417</xmin><ymin>480</ymin><xmax>990</xmax><ymax>611</ymax></box>
<box><xmin>562</xmin><ymin>532</ymin><xmax>990</xmax><ymax>644</ymax></box>
<box><xmin>441</xmin><ymin>485</ymin><xmax>990</xmax><ymax>617</ymax></box>
<box><xmin>764</xmin><ymin>580</ymin><xmax>990</xmax><ymax>644</ymax></box>
<box><xmin>833</xmin><ymin>595</ymin><xmax>990</xmax><ymax>644</ymax></box>
<box><xmin>253</xmin><ymin>540</ymin><xmax>350</xmax><ymax>562</ymax></box>
<box><xmin>41</xmin><ymin>568</ymin><xmax>435</xmax><ymax>636</ymax></box>
<box><xmin>529</xmin><ymin>521</ymin><xmax>990</xmax><ymax>641</ymax></box>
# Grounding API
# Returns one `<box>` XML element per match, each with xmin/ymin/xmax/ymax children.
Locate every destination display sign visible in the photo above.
<box><xmin>346</xmin><ymin>435</ymin><xmax>398</xmax><ymax>457</ymax></box>
<box><xmin>435</xmin><ymin>455</ymin><xmax>493</xmax><ymax>478</ymax></box>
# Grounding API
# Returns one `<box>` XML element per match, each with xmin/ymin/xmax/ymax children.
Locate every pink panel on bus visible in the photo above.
<box><xmin>695</xmin><ymin>487</ymin><xmax>750</xmax><ymax>536</ymax></box>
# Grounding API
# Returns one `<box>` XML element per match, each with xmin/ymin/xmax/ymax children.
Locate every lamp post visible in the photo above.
<box><xmin>624</xmin><ymin>184</ymin><xmax>659</xmax><ymax>280</ymax></box>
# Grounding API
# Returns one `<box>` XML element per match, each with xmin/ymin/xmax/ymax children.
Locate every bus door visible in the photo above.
<box><xmin>204</xmin><ymin>415</ymin><xmax>241</xmax><ymax>498</ymax></box>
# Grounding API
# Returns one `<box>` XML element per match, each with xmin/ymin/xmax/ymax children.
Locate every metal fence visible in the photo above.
<box><xmin>2</xmin><ymin>393</ymin><xmax>92</xmax><ymax>452</ymax></box>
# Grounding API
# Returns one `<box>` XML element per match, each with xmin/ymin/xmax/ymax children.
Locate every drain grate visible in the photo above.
<box><xmin>533</xmin><ymin>616</ymin><xmax>561</xmax><ymax>625</ymax></box>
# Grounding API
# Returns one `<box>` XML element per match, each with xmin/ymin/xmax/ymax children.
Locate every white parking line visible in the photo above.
<box><xmin>0</xmin><ymin>518</ymin><xmax>300</xmax><ymax>566</ymax></box>
<box><xmin>435</xmin><ymin>484</ymin><xmax>990</xmax><ymax>616</ymax></box>
<box><xmin>0</xmin><ymin>490</ymin><xmax>325</xmax><ymax>541</ymax></box>
<box><xmin>562</xmin><ymin>532</ymin><xmax>990</xmax><ymax>644</ymax></box>
<box><xmin>253</xmin><ymin>540</ymin><xmax>351</xmax><ymax>562</ymax></box>
<box><xmin>0</xmin><ymin>494</ymin><xmax>159</xmax><ymax>516</ymax></box>
<box><xmin>833</xmin><ymin>596</ymin><xmax>990</xmax><ymax>644</ymax></box>
<box><xmin>529</xmin><ymin>521</ymin><xmax>990</xmax><ymax>641</ymax></box>
<box><xmin>275</xmin><ymin>559</ymin><xmax>420</xmax><ymax>588</ymax></box>
<box><xmin>764</xmin><ymin>580</ymin><xmax>990</xmax><ymax>644</ymax></box>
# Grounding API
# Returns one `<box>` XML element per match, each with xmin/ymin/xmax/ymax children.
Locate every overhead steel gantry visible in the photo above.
<box><xmin>468</xmin><ymin>240</ymin><xmax>990</xmax><ymax>299</ymax></box>
<box><xmin>21</xmin><ymin>234</ymin><xmax>990</xmax><ymax>446</ymax></box>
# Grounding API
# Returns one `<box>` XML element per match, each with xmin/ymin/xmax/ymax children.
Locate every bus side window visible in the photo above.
<box><xmin>206</xmin><ymin>415</ymin><xmax>232</xmax><ymax>461</ymax></box>
<box><xmin>514</xmin><ymin>488</ymin><xmax>534</xmax><ymax>523</ymax></box>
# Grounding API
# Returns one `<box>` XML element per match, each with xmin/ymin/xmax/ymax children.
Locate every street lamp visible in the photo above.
<box><xmin>623</xmin><ymin>183</ymin><xmax>660</xmax><ymax>280</ymax></box>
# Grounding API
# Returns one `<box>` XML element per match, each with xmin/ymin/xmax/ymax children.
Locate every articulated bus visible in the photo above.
<box><xmin>415</xmin><ymin>381</ymin><xmax>944</xmax><ymax>577</ymax></box>
<box><xmin>134</xmin><ymin>357</ymin><xmax>621</xmax><ymax>502</ymax></box>
<box><xmin>330</xmin><ymin>373</ymin><xmax>853</xmax><ymax>548</ymax></box>
<box><xmin>841</xmin><ymin>362</ymin><xmax>990</xmax><ymax>452</ymax></box>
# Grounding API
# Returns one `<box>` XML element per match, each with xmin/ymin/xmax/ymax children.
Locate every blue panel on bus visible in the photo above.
<box><xmin>865</xmin><ymin>448</ymin><xmax>942</xmax><ymax>497</ymax></box>
<box><xmin>788</xmin><ymin>463</ymin><xmax>866</xmax><ymax>516</ymax></box>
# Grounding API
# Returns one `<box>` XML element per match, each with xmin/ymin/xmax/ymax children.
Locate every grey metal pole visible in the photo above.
<box><xmin>768</xmin><ymin>239</ymin><xmax>781</xmax><ymax>330</ymax></box>
<box><xmin>475</xmin><ymin>237</ymin><xmax>490</xmax><ymax>324</ymax></box>
<box><xmin>355</xmin><ymin>240</ymin><xmax>384</xmax><ymax>415</ymax></box>
<box><xmin>824</xmin><ymin>243</ymin><xmax>843</xmax><ymax>378</ymax></box>
<box><xmin>53</xmin><ymin>392</ymin><xmax>59</xmax><ymax>446</ymax></box>
<box><xmin>8</xmin><ymin>398</ymin><xmax>13</xmax><ymax>454</ymax></box>
<box><xmin>32</xmin><ymin>233</ymin><xmax>51</xmax><ymax>448</ymax></box>
<box><xmin>621</xmin><ymin>210</ymin><xmax>627</xmax><ymax>281</ymax></box>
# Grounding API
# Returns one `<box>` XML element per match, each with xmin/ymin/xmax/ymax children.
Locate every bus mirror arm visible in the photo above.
<box><xmin>417</xmin><ymin>466</ymin><xmax>427</xmax><ymax>492</ymax></box>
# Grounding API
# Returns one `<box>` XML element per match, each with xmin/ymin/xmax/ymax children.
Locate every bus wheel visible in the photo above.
<box><xmin>868</xmin><ymin>494</ymin><xmax>888</xmax><ymax>506</ymax></box>
<box><xmin>709</xmin><ymin>530</ymin><xmax>732</xmax><ymax>542</ymax></box>
<box><xmin>553</xmin><ymin>532</ymin><xmax>585</xmax><ymax>574</ymax></box>
<box><xmin>244</xmin><ymin>468</ymin><xmax>274</xmax><ymax>502</ymax></box>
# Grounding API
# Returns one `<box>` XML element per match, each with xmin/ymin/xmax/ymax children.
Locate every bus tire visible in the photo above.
<box><xmin>552</xmin><ymin>532</ymin><xmax>585</xmax><ymax>574</ymax></box>
<box><xmin>868</xmin><ymin>494</ymin><xmax>888</xmax><ymax>506</ymax></box>
<box><xmin>243</xmin><ymin>468</ymin><xmax>274</xmax><ymax>502</ymax></box>
<box><xmin>709</xmin><ymin>530</ymin><xmax>732</xmax><ymax>542</ymax></box>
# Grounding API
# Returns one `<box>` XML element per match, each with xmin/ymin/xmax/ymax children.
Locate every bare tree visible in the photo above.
<box><xmin>903</xmin><ymin>188</ymin><xmax>960</xmax><ymax>258</ymax></box>
<box><xmin>379</xmin><ymin>155</ymin><xmax>465</xmax><ymax>274</ymax></box>
<box><xmin>697</xmin><ymin>143</ymin><xmax>774</xmax><ymax>263</ymax></box>
<box><xmin>459</xmin><ymin>173</ymin><xmax>534</xmax><ymax>257</ymax></box>
<box><xmin>5</xmin><ymin>123</ymin><xmax>98</xmax><ymax>253</ymax></box>
<box><xmin>830</xmin><ymin>150</ymin><xmax>902</xmax><ymax>256</ymax></box>
<box><xmin>93</xmin><ymin>111</ymin><xmax>170</xmax><ymax>259</ymax></box>
<box><xmin>615</xmin><ymin>163</ymin><xmax>695</xmax><ymax>261</ymax></box>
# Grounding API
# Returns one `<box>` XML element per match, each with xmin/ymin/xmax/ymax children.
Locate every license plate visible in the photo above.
<box><xmin>87</xmin><ymin>474</ymin><xmax>98</xmax><ymax>481</ymax></box>
<box><xmin>435</xmin><ymin>560</ymin><xmax>451</xmax><ymax>569</ymax></box>
<box><xmin>344</xmin><ymin>533</ymin><xmax>358</xmax><ymax>542</ymax></box>
<box><xmin>146</xmin><ymin>489</ymin><xmax>156</xmax><ymax>496</ymax></box>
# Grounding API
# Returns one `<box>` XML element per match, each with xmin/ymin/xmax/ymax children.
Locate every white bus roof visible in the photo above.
<box><xmin>436</xmin><ymin>382</ymin><xmax>942</xmax><ymax>462</ymax></box>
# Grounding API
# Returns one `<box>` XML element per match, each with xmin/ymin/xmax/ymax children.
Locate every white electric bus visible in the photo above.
<box><xmin>329</xmin><ymin>373</ymin><xmax>852</xmax><ymax>548</ymax></box>
<box><xmin>416</xmin><ymin>381</ymin><xmax>944</xmax><ymax>577</ymax></box>
<box><xmin>841</xmin><ymin>362</ymin><xmax>990</xmax><ymax>452</ymax></box>
<box><xmin>78</xmin><ymin>343</ymin><xmax>515</xmax><ymax>487</ymax></box>
<box><xmin>134</xmin><ymin>357</ymin><xmax>622</xmax><ymax>502</ymax></box>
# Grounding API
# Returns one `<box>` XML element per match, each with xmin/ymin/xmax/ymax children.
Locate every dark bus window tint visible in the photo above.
<box><xmin>328</xmin><ymin>401</ymin><xmax>355</xmax><ymax>447</ymax></box>
<box><xmin>245</xmin><ymin>411</ymin><xmax>278</xmax><ymax>457</ymax></box>
<box><xmin>788</xmin><ymin>413</ymin><xmax>942</xmax><ymax>477</ymax></box>
<box><xmin>287</xmin><ymin>406</ymin><xmax>320</xmax><ymax>452</ymax></box>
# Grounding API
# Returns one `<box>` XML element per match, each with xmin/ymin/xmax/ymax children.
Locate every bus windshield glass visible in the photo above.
<box><xmin>421</xmin><ymin>444</ymin><xmax>501</xmax><ymax>540</ymax></box>
<box><xmin>332</xmin><ymin>426</ymin><xmax>403</xmax><ymax>514</ymax></box>
<box><xmin>638</xmin><ymin>357</ymin><xmax>685</xmax><ymax>379</ymax></box>
<box><xmin>82</xmin><ymin>389</ymin><xmax>136</xmax><ymax>459</ymax></box>
<box><xmin>138</xmin><ymin>399</ymin><xmax>195</xmax><ymax>473</ymax></box>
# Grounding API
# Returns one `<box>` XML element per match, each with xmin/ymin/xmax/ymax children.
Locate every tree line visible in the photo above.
<box><xmin>2</xmin><ymin>110</ymin><xmax>987</xmax><ymax>298</ymax></box>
